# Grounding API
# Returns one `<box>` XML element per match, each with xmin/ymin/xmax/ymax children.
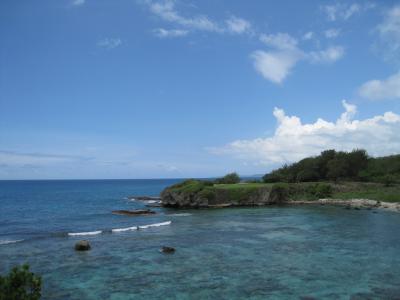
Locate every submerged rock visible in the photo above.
<box><xmin>75</xmin><ymin>240</ymin><xmax>91</xmax><ymax>251</ymax></box>
<box><xmin>128</xmin><ymin>196</ymin><xmax>161</xmax><ymax>201</ymax></box>
<box><xmin>112</xmin><ymin>209</ymin><xmax>156</xmax><ymax>216</ymax></box>
<box><xmin>160</xmin><ymin>246</ymin><xmax>175</xmax><ymax>254</ymax></box>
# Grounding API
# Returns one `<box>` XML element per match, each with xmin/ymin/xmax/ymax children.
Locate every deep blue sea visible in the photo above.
<box><xmin>1</xmin><ymin>179</ymin><xmax>400</xmax><ymax>299</ymax></box>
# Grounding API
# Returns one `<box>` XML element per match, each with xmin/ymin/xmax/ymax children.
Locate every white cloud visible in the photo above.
<box><xmin>144</xmin><ymin>1</ymin><xmax>252</xmax><ymax>36</ymax></box>
<box><xmin>0</xmin><ymin>150</ymin><xmax>91</xmax><ymax>166</ymax></box>
<box><xmin>260</xmin><ymin>33</ymin><xmax>298</xmax><ymax>50</ymax></box>
<box><xmin>359</xmin><ymin>71</ymin><xmax>400</xmax><ymax>100</ymax></box>
<box><xmin>251</xmin><ymin>50</ymin><xmax>302</xmax><ymax>84</ymax></box>
<box><xmin>302</xmin><ymin>31</ymin><xmax>314</xmax><ymax>40</ymax></box>
<box><xmin>97</xmin><ymin>38</ymin><xmax>122</xmax><ymax>49</ymax></box>
<box><xmin>252</xmin><ymin>33</ymin><xmax>304</xmax><ymax>84</ymax></box>
<box><xmin>209</xmin><ymin>100</ymin><xmax>400</xmax><ymax>166</ymax></box>
<box><xmin>252</xmin><ymin>32</ymin><xmax>344</xmax><ymax>83</ymax></box>
<box><xmin>324</xmin><ymin>28</ymin><xmax>340</xmax><ymax>39</ymax></box>
<box><xmin>321</xmin><ymin>3</ymin><xmax>374</xmax><ymax>21</ymax></box>
<box><xmin>308</xmin><ymin>46</ymin><xmax>345</xmax><ymax>63</ymax></box>
<box><xmin>225</xmin><ymin>16</ymin><xmax>252</xmax><ymax>34</ymax></box>
<box><xmin>153</xmin><ymin>28</ymin><xmax>188</xmax><ymax>38</ymax></box>
<box><xmin>146</xmin><ymin>0</ymin><xmax>222</xmax><ymax>32</ymax></box>
<box><xmin>72</xmin><ymin>0</ymin><xmax>85</xmax><ymax>6</ymax></box>
<box><xmin>376</xmin><ymin>5</ymin><xmax>400</xmax><ymax>62</ymax></box>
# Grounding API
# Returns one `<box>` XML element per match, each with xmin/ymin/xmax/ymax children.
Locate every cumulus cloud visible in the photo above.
<box><xmin>251</xmin><ymin>50</ymin><xmax>302</xmax><ymax>84</ymax></box>
<box><xmin>359</xmin><ymin>71</ymin><xmax>400</xmax><ymax>100</ymax></box>
<box><xmin>376</xmin><ymin>5</ymin><xmax>400</xmax><ymax>62</ymax></box>
<box><xmin>153</xmin><ymin>28</ymin><xmax>188</xmax><ymax>38</ymax></box>
<box><xmin>321</xmin><ymin>3</ymin><xmax>374</xmax><ymax>21</ymax></box>
<box><xmin>252</xmin><ymin>32</ymin><xmax>344</xmax><ymax>83</ymax></box>
<box><xmin>209</xmin><ymin>101</ymin><xmax>400</xmax><ymax>166</ymax></box>
<box><xmin>97</xmin><ymin>38</ymin><xmax>122</xmax><ymax>49</ymax></box>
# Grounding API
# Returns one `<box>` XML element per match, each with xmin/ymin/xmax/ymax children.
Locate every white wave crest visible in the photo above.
<box><xmin>112</xmin><ymin>221</ymin><xmax>171</xmax><ymax>233</ymax></box>
<box><xmin>0</xmin><ymin>239</ymin><xmax>23</xmax><ymax>245</ymax></box>
<box><xmin>138</xmin><ymin>221</ymin><xmax>171</xmax><ymax>229</ymax></box>
<box><xmin>111</xmin><ymin>226</ymin><xmax>138</xmax><ymax>233</ymax></box>
<box><xmin>167</xmin><ymin>213</ymin><xmax>192</xmax><ymax>217</ymax></box>
<box><xmin>68</xmin><ymin>230</ymin><xmax>102</xmax><ymax>236</ymax></box>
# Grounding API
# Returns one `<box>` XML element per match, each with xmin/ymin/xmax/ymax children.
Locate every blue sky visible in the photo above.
<box><xmin>1</xmin><ymin>0</ymin><xmax>400</xmax><ymax>179</ymax></box>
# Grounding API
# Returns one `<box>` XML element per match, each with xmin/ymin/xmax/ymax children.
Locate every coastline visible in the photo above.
<box><xmin>162</xmin><ymin>198</ymin><xmax>400</xmax><ymax>213</ymax></box>
<box><xmin>288</xmin><ymin>198</ymin><xmax>400</xmax><ymax>213</ymax></box>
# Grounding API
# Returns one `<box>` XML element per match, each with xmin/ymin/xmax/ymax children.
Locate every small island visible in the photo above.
<box><xmin>161</xmin><ymin>149</ymin><xmax>400</xmax><ymax>211</ymax></box>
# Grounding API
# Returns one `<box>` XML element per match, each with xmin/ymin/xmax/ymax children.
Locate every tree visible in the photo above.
<box><xmin>215</xmin><ymin>172</ymin><xmax>240</xmax><ymax>184</ymax></box>
<box><xmin>326</xmin><ymin>155</ymin><xmax>348</xmax><ymax>182</ymax></box>
<box><xmin>0</xmin><ymin>264</ymin><xmax>41</xmax><ymax>300</ymax></box>
<box><xmin>346</xmin><ymin>149</ymin><xmax>369</xmax><ymax>178</ymax></box>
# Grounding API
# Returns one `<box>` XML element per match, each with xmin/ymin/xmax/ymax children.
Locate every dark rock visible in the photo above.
<box><xmin>160</xmin><ymin>246</ymin><xmax>175</xmax><ymax>254</ymax></box>
<box><xmin>112</xmin><ymin>209</ymin><xmax>156</xmax><ymax>216</ymax></box>
<box><xmin>145</xmin><ymin>203</ymin><xmax>162</xmax><ymax>208</ymax></box>
<box><xmin>75</xmin><ymin>240</ymin><xmax>91</xmax><ymax>251</ymax></box>
<box><xmin>354</xmin><ymin>207</ymin><xmax>361</xmax><ymax>210</ymax></box>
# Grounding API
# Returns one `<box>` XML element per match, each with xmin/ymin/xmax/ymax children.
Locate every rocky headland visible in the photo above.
<box><xmin>159</xmin><ymin>179</ymin><xmax>400</xmax><ymax>212</ymax></box>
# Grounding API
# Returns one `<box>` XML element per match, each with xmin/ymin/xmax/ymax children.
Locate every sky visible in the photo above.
<box><xmin>1</xmin><ymin>0</ymin><xmax>400</xmax><ymax>179</ymax></box>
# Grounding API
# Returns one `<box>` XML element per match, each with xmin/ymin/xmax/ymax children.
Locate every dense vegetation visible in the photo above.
<box><xmin>214</xmin><ymin>172</ymin><xmax>241</xmax><ymax>184</ymax></box>
<box><xmin>262</xmin><ymin>149</ymin><xmax>400</xmax><ymax>184</ymax></box>
<box><xmin>0</xmin><ymin>264</ymin><xmax>41</xmax><ymax>300</ymax></box>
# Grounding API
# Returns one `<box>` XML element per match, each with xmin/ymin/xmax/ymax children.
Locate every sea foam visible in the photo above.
<box><xmin>111</xmin><ymin>226</ymin><xmax>138</xmax><ymax>233</ymax></box>
<box><xmin>68</xmin><ymin>230</ymin><xmax>102</xmax><ymax>236</ymax></box>
<box><xmin>112</xmin><ymin>221</ymin><xmax>171</xmax><ymax>233</ymax></box>
<box><xmin>138</xmin><ymin>221</ymin><xmax>171</xmax><ymax>229</ymax></box>
<box><xmin>166</xmin><ymin>213</ymin><xmax>192</xmax><ymax>217</ymax></box>
<box><xmin>0</xmin><ymin>239</ymin><xmax>23</xmax><ymax>245</ymax></box>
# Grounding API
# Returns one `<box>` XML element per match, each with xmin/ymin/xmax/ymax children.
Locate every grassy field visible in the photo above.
<box><xmin>214</xmin><ymin>183</ymin><xmax>272</xmax><ymax>189</ymax></box>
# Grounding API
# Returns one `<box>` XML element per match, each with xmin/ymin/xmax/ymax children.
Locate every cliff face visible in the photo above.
<box><xmin>160</xmin><ymin>180</ymin><xmax>287</xmax><ymax>208</ymax></box>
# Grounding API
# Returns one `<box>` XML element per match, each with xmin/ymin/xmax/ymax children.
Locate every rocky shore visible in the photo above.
<box><xmin>289</xmin><ymin>198</ymin><xmax>400</xmax><ymax>212</ymax></box>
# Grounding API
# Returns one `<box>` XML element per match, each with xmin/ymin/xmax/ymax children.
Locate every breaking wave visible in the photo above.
<box><xmin>68</xmin><ymin>230</ymin><xmax>102</xmax><ymax>236</ymax></box>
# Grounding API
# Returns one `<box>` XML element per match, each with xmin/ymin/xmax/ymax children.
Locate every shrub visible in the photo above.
<box><xmin>198</xmin><ymin>187</ymin><xmax>216</xmax><ymax>201</ymax></box>
<box><xmin>314</xmin><ymin>183</ymin><xmax>333</xmax><ymax>198</ymax></box>
<box><xmin>0</xmin><ymin>264</ymin><xmax>41</xmax><ymax>300</ymax></box>
<box><xmin>380</xmin><ymin>174</ymin><xmax>396</xmax><ymax>187</ymax></box>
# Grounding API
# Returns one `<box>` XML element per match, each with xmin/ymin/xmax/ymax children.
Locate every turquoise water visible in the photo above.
<box><xmin>1</xmin><ymin>180</ymin><xmax>400</xmax><ymax>299</ymax></box>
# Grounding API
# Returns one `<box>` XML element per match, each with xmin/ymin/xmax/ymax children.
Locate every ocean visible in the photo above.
<box><xmin>1</xmin><ymin>179</ymin><xmax>400</xmax><ymax>299</ymax></box>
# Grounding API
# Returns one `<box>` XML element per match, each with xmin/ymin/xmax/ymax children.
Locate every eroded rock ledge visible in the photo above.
<box><xmin>290</xmin><ymin>199</ymin><xmax>400</xmax><ymax>212</ymax></box>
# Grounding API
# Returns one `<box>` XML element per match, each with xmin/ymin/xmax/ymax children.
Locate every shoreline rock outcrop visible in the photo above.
<box><xmin>112</xmin><ymin>209</ymin><xmax>156</xmax><ymax>216</ymax></box>
<box><xmin>160</xmin><ymin>180</ymin><xmax>287</xmax><ymax>208</ymax></box>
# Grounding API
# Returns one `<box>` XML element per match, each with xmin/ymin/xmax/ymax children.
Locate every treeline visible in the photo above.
<box><xmin>262</xmin><ymin>149</ymin><xmax>400</xmax><ymax>184</ymax></box>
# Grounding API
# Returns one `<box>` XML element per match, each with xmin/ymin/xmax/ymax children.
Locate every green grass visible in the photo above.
<box><xmin>167</xmin><ymin>179</ymin><xmax>211</xmax><ymax>193</ymax></box>
<box><xmin>214</xmin><ymin>183</ymin><xmax>272</xmax><ymax>189</ymax></box>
